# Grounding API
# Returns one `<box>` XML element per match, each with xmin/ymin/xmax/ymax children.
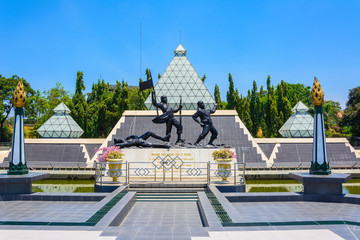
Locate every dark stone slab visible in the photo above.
<box><xmin>0</xmin><ymin>172</ymin><xmax>49</xmax><ymax>195</ymax></box>
<box><xmin>215</xmin><ymin>184</ymin><xmax>245</xmax><ymax>193</ymax></box>
<box><xmin>290</xmin><ymin>172</ymin><xmax>351</xmax><ymax>195</ymax></box>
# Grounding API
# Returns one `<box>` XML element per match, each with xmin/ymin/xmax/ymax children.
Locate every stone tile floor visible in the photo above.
<box><xmin>231</xmin><ymin>201</ymin><xmax>360</xmax><ymax>223</ymax></box>
<box><xmin>3</xmin><ymin>199</ymin><xmax>360</xmax><ymax>239</ymax></box>
<box><xmin>121</xmin><ymin>202</ymin><xmax>203</xmax><ymax>227</ymax></box>
<box><xmin>111</xmin><ymin>201</ymin><xmax>205</xmax><ymax>240</ymax></box>
<box><xmin>0</xmin><ymin>201</ymin><xmax>97</xmax><ymax>222</ymax></box>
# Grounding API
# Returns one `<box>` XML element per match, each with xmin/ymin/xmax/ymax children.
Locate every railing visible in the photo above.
<box><xmin>95</xmin><ymin>161</ymin><xmax>246</xmax><ymax>185</ymax></box>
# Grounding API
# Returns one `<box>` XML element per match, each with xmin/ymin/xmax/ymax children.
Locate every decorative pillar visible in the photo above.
<box><xmin>310</xmin><ymin>77</ymin><xmax>331</xmax><ymax>175</ymax></box>
<box><xmin>8</xmin><ymin>81</ymin><xmax>28</xmax><ymax>175</ymax></box>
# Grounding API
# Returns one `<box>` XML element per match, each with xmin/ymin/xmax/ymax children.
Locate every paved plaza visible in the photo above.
<box><xmin>0</xmin><ymin>201</ymin><xmax>96</xmax><ymax>222</ymax></box>
<box><xmin>1</xmin><ymin>196</ymin><xmax>360</xmax><ymax>239</ymax></box>
<box><xmin>121</xmin><ymin>202</ymin><xmax>203</xmax><ymax>227</ymax></box>
<box><xmin>231</xmin><ymin>201</ymin><xmax>360</xmax><ymax>223</ymax></box>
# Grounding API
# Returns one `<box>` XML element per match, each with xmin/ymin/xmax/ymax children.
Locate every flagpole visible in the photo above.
<box><xmin>180</xmin><ymin>96</ymin><xmax>182</xmax><ymax>126</ymax></box>
<box><xmin>155</xmin><ymin>90</ymin><xmax>159</xmax><ymax>117</ymax></box>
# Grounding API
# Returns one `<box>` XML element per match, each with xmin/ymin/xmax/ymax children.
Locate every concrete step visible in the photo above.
<box><xmin>136</xmin><ymin>193</ymin><xmax>198</xmax><ymax>202</ymax></box>
<box><xmin>129</xmin><ymin>183</ymin><xmax>207</xmax><ymax>188</ymax></box>
<box><xmin>128</xmin><ymin>187</ymin><xmax>205</xmax><ymax>193</ymax></box>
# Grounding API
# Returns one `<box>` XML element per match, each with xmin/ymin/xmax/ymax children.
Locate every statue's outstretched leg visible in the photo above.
<box><xmin>139</xmin><ymin>131</ymin><xmax>170</xmax><ymax>142</ymax></box>
<box><xmin>208</xmin><ymin>125</ymin><xmax>218</xmax><ymax>145</ymax></box>
<box><xmin>173</xmin><ymin>119</ymin><xmax>184</xmax><ymax>144</ymax></box>
<box><xmin>166</xmin><ymin>122</ymin><xmax>173</xmax><ymax>140</ymax></box>
<box><xmin>125</xmin><ymin>135</ymin><xmax>138</xmax><ymax>140</ymax></box>
<box><xmin>114</xmin><ymin>138</ymin><xmax>125</xmax><ymax>144</ymax></box>
<box><xmin>195</xmin><ymin>125</ymin><xmax>210</xmax><ymax>145</ymax></box>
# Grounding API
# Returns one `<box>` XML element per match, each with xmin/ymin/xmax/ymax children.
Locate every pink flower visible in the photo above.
<box><xmin>96</xmin><ymin>146</ymin><xmax>124</xmax><ymax>162</ymax></box>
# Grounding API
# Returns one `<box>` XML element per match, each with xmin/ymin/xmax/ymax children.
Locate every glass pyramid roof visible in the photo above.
<box><xmin>292</xmin><ymin>101</ymin><xmax>309</xmax><ymax>113</ymax></box>
<box><xmin>144</xmin><ymin>44</ymin><xmax>216</xmax><ymax>110</ymax></box>
<box><xmin>53</xmin><ymin>102</ymin><xmax>71</xmax><ymax>113</ymax></box>
<box><xmin>279</xmin><ymin>101</ymin><xmax>314</xmax><ymax>138</ymax></box>
<box><xmin>37</xmin><ymin>102</ymin><xmax>84</xmax><ymax>138</ymax></box>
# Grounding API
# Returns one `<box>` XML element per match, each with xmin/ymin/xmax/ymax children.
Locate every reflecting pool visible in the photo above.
<box><xmin>32</xmin><ymin>179</ymin><xmax>95</xmax><ymax>193</ymax></box>
<box><xmin>246</xmin><ymin>179</ymin><xmax>360</xmax><ymax>194</ymax></box>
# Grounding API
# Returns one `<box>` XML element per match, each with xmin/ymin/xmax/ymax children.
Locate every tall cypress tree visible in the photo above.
<box><xmin>201</xmin><ymin>74</ymin><xmax>206</xmax><ymax>82</ymax></box>
<box><xmin>226</xmin><ymin>73</ymin><xmax>236</xmax><ymax>109</ymax></box>
<box><xmin>265</xmin><ymin>75</ymin><xmax>279</xmax><ymax>137</ymax></box>
<box><xmin>242</xmin><ymin>91</ymin><xmax>253</xmax><ymax>132</ymax></box>
<box><xmin>249</xmin><ymin>80</ymin><xmax>260</xmax><ymax>136</ymax></box>
<box><xmin>276</xmin><ymin>80</ymin><xmax>292</xmax><ymax>128</ymax></box>
<box><xmin>145</xmin><ymin>68</ymin><xmax>152</xmax><ymax>81</ymax></box>
<box><xmin>214</xmin><ymin>84</ymin><xmax>222</xmax><ymax>109</ymax></box>
<box><xmin>71</xmin><ymin>71</ymin><xmax>87</xmax><ymax>136</ymax></box>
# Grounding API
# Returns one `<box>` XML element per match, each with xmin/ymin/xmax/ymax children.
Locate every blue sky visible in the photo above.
<box><xmin>0</xmin><ymin>0</ymin><xmax>359</xmax><ymax>109</ymax></box>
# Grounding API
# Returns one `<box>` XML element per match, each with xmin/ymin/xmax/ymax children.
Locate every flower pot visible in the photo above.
<box><xmin>215</xmin><ymin>158</ymin><xmax>233</xmax><ymax>183</ymax></box>
<box><xmin>107</xmin><ymin>159</ymin><xmax>124</xmax><ymax>182</ymax></box>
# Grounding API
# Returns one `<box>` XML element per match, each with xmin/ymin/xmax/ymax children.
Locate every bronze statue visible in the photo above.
<box><xmin>151</xmin><ymin>91</ymin><xmax>184</xmax><ymax>143</ymax></box>
<box><xmin>192</xmin><ymin>101</ymin><xmax>218</xmax><ymax>146</ymax></box>
<box><xmin>114</xmin><ymin>131</ymin><xmax>171</xmax><ymax>148</ymax></box>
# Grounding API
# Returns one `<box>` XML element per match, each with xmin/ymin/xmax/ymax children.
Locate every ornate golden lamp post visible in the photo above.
<box><xmin>309</xmin><ymin>77</ymin><xmax>331</xmax><ymax>175</ymax></box>
<box><xmin>8</xmin><ymin>81</ymin><xmax>28</xmax><ymax>175</ymax></box>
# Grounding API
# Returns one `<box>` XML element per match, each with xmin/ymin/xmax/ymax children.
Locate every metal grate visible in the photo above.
<box><xmin>205</xmin><ymin>189</ymin><xmax>233</xmax><ymax>224</ymax></box>
<box><xmin>85</xmin><ymin>191</ymin><xmax>127</xmax><ymax>224</ymax></box>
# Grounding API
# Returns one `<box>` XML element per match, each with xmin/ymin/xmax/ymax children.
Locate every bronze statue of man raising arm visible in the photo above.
<box><xmin>192</xmin><ymin>101</ymin><xmax>218</xmax><ymax>146</ymax></box>
<box><xmin>151</xmin><ymin>91</ymin><xmax>183</xmax><ymax>143</ymax></box>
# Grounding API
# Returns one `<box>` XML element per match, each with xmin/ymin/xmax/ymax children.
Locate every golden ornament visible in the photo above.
<box><xmin>12</xmin><ymin>81</ymin><xmax>27</xmax><ymax>108</ymax></box>
<box><xmin>311</xmin><ymin>77</ymin><xmax>324</xmax><ymax>107</ymax></box>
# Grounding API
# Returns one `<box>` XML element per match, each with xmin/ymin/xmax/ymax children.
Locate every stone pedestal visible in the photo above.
<box><xmin>0</xmin><ymin>172</ymin><xmax>49</xmax><ymax>195</ymax></box>
<box><xmin>290</xmin><ymin>172</ymin><xmax>351</xmax><ymax>195</ymax></box>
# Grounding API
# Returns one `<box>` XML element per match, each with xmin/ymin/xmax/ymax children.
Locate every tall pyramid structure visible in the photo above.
<box><xmin>145</xmin><ymin>44</ymin><xmax>216</xmax><ymax>110</ymax></box>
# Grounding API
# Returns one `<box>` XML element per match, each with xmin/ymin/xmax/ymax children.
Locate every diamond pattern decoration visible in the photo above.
<box><xmin>107</xmin><ymin>167</ymin><xmax>123</xmax><ymax>178</ymax></box>
<box><xmin>134</xmin><ymin>168</ymin><xmax>150</xmax><ymax>176</ymax></box>
<box><xmin>144</xmin><ymin>44</ymin><xmax>216</xmax><ymax>110</ymax></box>
<box><xmin>152</xmin><ymin>155</ymin><xmax>184</xmax><ymax>170</ymax></box>
<box><xmin>37</xmin><ymin>102</ymin><xmax>84</xmax><ymax>138</ymax></box>
<box><xmin>214</xmin><ymin>167</ymin><xmax>232</xmax><ymax>178</ymax></box>
<box><xmin>279</xmin><ymin>101</ymin><xmax>314</xmax><ymax>138</ymax></box>
<box><xmin>186</xmin><ymin>168</ymin><xmax>202</xmax><ymax>176</ymax></box>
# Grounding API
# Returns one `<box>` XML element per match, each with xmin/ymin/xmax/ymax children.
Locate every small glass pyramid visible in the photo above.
<box><xmin>144</xmin><ymin>44</ymin><xmax>216</xmax><ymax>110</ymax></box>
<box><xmin>37</xmin><ymin>102</ymin><xmax>84</xmax><ymax>138</ymax></box>
<box><xmin>279</xmin><ymin>101</ymin><xmax>314</xmax><ymax>138</ymax></box>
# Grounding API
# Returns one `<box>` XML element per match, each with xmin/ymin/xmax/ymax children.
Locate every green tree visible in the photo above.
<box><xmin>86</xmin><ymin>79</ymin><xmax>111</xmax><ymax>137</ymax></box>
<box><xmin>226</xmin><ymin>73</ymin><xmax>236</xmax><ymax>109</ymax></box>
<box><xmin>214</xmin><ymin>84</ymin><xmax>223</xmax><ymax>109</ymax></box>
<box><xmin>276</xmin><ymin>80</ymin><xmax>293</xmax><ymax>127</ymax></box>
<box><xmin>287</xmin><ymin>83</ymin><xmax>312</xmax><ymax>107</ymax></box>
<box><xmin>71</xmin><ymin>71</ymin><xmax>87</xmax><ymax>135</ymax></box>
<box><xmin>249</xmin><ymin>80</ymin><xmax>261</xmax><ymax>136</ymax></box>
<box><xmin>265</xmin><ymin>75</ymin><xmax>279</xmax><ymax>137</ymax></box>
<box><xmin>238</xmin><ymin>91</ymin><xmax>252</xmax><ymax>131</ymax></box>
<box><xmin>0</xmin><ymin>75</ymin><xmax>36</xmax><ymax>142</ymax></box>
<box><xmin>145</xmin><ymin>68</ymin><xmax>152</xmax><ymax>81</ymax></box>
<box><xmin>323</xmin><ymin>101</ymin><xmax>341</xmax><ymax>129</ymax></box>
<box><xmin>341</xmin><ymin>86</ymin><xmax>360</xmax><ymax>136</ymax></box>
<box><xmin>201</xmin><ymin>74</ymin><xmax>206</xmax><ymax>83</ymax></box>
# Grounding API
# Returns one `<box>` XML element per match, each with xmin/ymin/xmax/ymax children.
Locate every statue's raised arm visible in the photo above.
<box><xmin>210</xmin><ymin>103</ymin><xmax>218</xmax><ymax>114</ymax></box>
<box><xmin>151</xmin><ymin>90</ymin><xmax>161</xmax><ymax>109</ymax></box>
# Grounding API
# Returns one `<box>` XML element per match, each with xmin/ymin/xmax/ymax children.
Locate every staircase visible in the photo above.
<box><xmin>127</xmin><ymin>182</ymin><xmax>206</xmax><ymax>193</ymax></box>
<box><xmin>136</xmin><ymin>193</ymin><xmax>198</xmax><ymax>202</ymax></box>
